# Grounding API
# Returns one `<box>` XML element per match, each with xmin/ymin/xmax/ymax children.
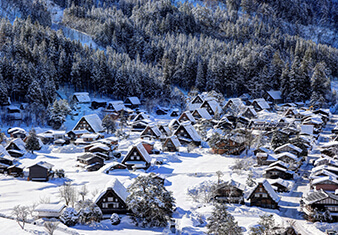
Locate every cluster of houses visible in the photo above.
<box><xmin>301</xmin><ymin>140</ymin><xmax>338</xmax><ymax>222</ymax></box>
<box><xmin>3</xmin><ymin>89</ymin><xmax>338</xmax><ymax>226</ymax></box>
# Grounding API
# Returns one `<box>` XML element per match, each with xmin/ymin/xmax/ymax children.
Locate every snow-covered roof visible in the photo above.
<box><xmin>167</xmin><ymin>135</ymin><xmax>181</xmax><ymax>148</ymax></box>
<box><xmin>242</xmin><ymin>106</ymin><xmax>257</xmax><ymax>117</ymax></box>
<box><xmin>274</xmin><ymin>143</ymin><xmax>302</xmax><ymax>153</ymax></box>
<box><xmin>81</xmin><ymin>133</ymin><xmax>102</xmax><ymax>139</ymax></box>
<box><xmin>314</xmin><ymin>157</ymin><xmax>338</xmax><ymax>167</ymax></box>
<box><xmin>224</xmin><ymin>179</ymin><xmax>246</xmax><ymax>191</ymax></box>
<box><xmin>73</xmin><ymin>92</ymin><xmax>91</xmax><ymax>103</ymax></box>
<box><xmin>108</xmin><ymin>101</ymin><xmax>125</xmax><ymax>112</ymax></box>
<box><xmin>180</xmin><ymin>111</ymin><xmax>196</xmax><ymax>123</ymax></box>
<box><xmin>132</xmin><ymin>113</ymin><xmax>150</xmax><ymax>122</ymax></box>
<box><xmin>246</xmin><ymin>179</ymin><xmax>280</xmax><ymax>203</ymax></box>
<box><xmin>75</xmin><ymin>114</ymin><xmax>104</xmax><ymax>133</ymax></box>
<box><xmin>141</xmin><ymin>125</ymin><xmax>162</xmax><ymax>138</ymax></box>
<box><xmin>275</xmin><ymin>152</ymin><xmax>299</xmax><ymax>162</ymax></box>
<box><xmin>0</xmin><ymin>145</ymin><xmax>10</xmax><ymax>157</ymax></box>
<box><xmin>253</xmin><ymin>98</ymin><xmax>270</xmax><ymax>110</ymax></box>
<box><xmin>7</xmin><ymin>127</ymin><xmax>26</xmax><ymax>135</ymax></box>
<box><xmin>203</xmin><ymin>100</ymin><xmax>221</xmax><ymax>114</ymax></box>
<box><xmin>94</xmin><ymin>178</ymin><xmax>129</xmax><ymax>204</ymax></box>
<box><xmin>122</xmin><ymin>143</ymin><xmax>151</xmax><ymax>164</ymax></box>
<box><xmin>187</xmin><ymin>103</ymin><xmax>201</xmax><ymax>111</ymax></box>
<box><xmin>266</xmin><ymin>90</ymin><xmax>282</xmax><ymax>100</ymax></box>
<box><xmin>268</xmin><ymin>178</ymin><xmax>290</xmax><ymax>189</ymax></box>
<box><xmin>34</xmin><ymin>203</ymin><xmax>65</xmax><ymax>213</ymax></box>
<box><xmin>6</xmin><ymin>138</ymin><xmax>26</xmax><ymax>151</ymax></box>
<box><xmin>310</xmin><ymin>169</ymin><xmax>338</xmax><ymax>180</ymax></box>
<box><xmin>269</xmin><ymin>160</ymin><xmax>290</xmax><ymax>169</ymax></box>
<box><xmin>265</xmin><ymin>165</ymin><xmax>291</xmax><ymax>173</ymax></box>
<box><xmin>125</xmin><ymin>97</ymin><xmax>141</xmax><ymax>105</ymax></box>
<box><xmin>303</xmin><ymin>189</ymin><xmax>338</xmax><ymax>205</ymax></box>
<box><xmin>301</xmin><ymin>125</ymin><xmax>314</xmax><ymax>135</ymax></box>
<box><xmin>303</xmin><ymin>115</ymin><xmax>323</xmax><ymax>125</ymax></box>
<box><xmin>193</xmin><ymin>108</ymin><xmax>212</xmax><ymax>120</ymax></box>
<box><xmin>312</xmin><ymin>165</ymin><xmax>338</xmax><ymax>175</ymax></box>
<box><xmin>178</xmin><ymin>122</ymin><xmax>201</xmax><ymax>142</ymax></box>
<box><xmin>321</xmin><ymin>141</ymin><xmax>338</xmax><ymax>149</ymax></box>
<box><xmin>29</xmin><ymin>161</ymin><xmax>54</xmax><ymax>170</ymax></box>
<box><xmin>312</xmin><ymin>176</ymin><xmax>338</xmax><ymax>186</ymax></box>
<box><xmin>224</xmin><ymin>98</ymin><xmax>245</xmax><ymax>108</ymax></box>
<box><xmin>87</xmin><ymin>143</ymin><xmax>110</xmax><ymax>152</ymax></box>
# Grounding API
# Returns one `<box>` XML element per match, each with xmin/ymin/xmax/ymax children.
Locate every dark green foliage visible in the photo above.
<box><xmin>25</xmin><ymin>128</ymin><xmax>40</xmax><ymax>153</ymax></box>
<box><xmin>102</xmin><ymin>115</ymin><xmax>116</xmax><ymax>134</ymax></box>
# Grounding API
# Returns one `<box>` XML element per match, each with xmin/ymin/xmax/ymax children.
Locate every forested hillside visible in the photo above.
<box><xmin>0</xmin><ymin>0</ymin><xmax>337</xmax><ymax>109</ymax></box>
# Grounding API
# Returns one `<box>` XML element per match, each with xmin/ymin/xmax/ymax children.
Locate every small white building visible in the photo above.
<box><xmin>34</xmin><ymin>203</ymin><xmax>66</xmax><ymax>218</ymax></box>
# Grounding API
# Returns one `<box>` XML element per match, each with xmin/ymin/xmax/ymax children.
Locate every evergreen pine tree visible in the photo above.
<box><xmin>25</xmin><ymin>128</ymin><xmax>40</xmax><ymax>153</ymax></box>
<box><xmin>102</xmin><ymin>115</ymin><xmax>116</xmax><ymax>134</ymax></box>
<box><xmin>126</xmin><ymin>175</ymin><xmax>175</xmax><ymax>228</ymax></box>
<box><xmin>207</xmin><ymin>203</ymin><xmax>242</xmax><ymax>235</ymax></box>
<box><xmin>250</xmin><ymin>214</ymin><xmax>276</xmax><ymax>235</ymax></box>
<box><xmin>0</xmin><ymin>74</ymin><xmax>8</xmax><ymax>105</ymax></box>
<box><xmin>310</xmin><ymin>62</ymin><xmax>331</xmax><ymax>107</ymax></box>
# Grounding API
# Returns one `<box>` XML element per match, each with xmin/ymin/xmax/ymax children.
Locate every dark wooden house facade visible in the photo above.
<box><xmin>246</xmin><ymin>180</ymin><xmax>280</xmax><ymax>209</ymax></box>
<box><xmin>94</xmin><ymin>179</ymin><xmax>130</xmax><ymax>215</ymax></box>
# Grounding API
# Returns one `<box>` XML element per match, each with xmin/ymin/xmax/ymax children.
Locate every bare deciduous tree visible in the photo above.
<box><xmin>12</xmin><ymin>205</ymin><xmax>29</xmax><ymax>230</ymax></box>
<box><xmin>44</xmin><ymin>220</ymin><xmax>59</xmax><ymax>235</ymax></box>
<box><xmin>79</xmin><ymin>184</ymin><xmax>88</xmax><ymax>201</ymax></box>
<box><xmin>59</xmin><ymin>182</ymin><xmax>77</xmax><ymax>207</ymax></box>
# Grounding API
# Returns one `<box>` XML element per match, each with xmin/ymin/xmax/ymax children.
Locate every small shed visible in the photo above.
<box><xmin>72</xmin><ymin>92</ymin><xmax>91</xmax><ymax>103</ymax></box>
<box><xmin>34</xmin><ymin>203</ymin><xmax>66</xmax><ymax>218</ymax></box>
<box><xmin>28</xmin><ymin>161</ymin><xmax>54</xmax><ymax>181</ymax></box>
<box><xmin>124</xmin><ymin>97</ymin><xmax>141</xmax><ymax>109</ymax></box>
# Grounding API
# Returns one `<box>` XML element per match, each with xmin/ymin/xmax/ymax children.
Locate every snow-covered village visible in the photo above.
<box><xmin>1</xmin><ymin>87</ymin><xmax>338</xmax><ymax>235</ymax></box>
<box><xmin>0</xmin><ymin>0</ymin><xmax>338</xmax><ymax>234</ymax></box>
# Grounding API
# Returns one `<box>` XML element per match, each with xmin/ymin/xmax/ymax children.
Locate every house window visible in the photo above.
<box><xmin>259</xmin><ymin>188</ymin><xmax>263</xmax><ymax>192</ymax></box>
<box><xmin>108</xmin><ymin>197</ymin><xmax>114</xmax><ymax>202</ymax></box>
<box><xmin>180</xmin><ymin>130</ymin><xmax>184</xmax><ymax>133</ymax></box>
<box><xmin>131</xmin><ymin>156</ymin><xmax>134</xmax><ymax>160</ymax></box>
<box><xmin>102</xmin><ymin>203</ymin><xmax>108</xmax><ymax>208</ymax></box>
<box><xmin>134</xmin><ymin>152</ymin><xmax>137</xmax><ymax>156</ymax></box>
<box><xmin>112</xmin><ymin>203</ymin><xmax>119</xmax><ymax>208</ymax></box>
<box><xmin>115</xmin><ymin>198</ymin><xmax>118</xmax><ymax>202</ymax></box>
<box><xmin>136</xmin><ymin>156</ymin><xmax>140</xmax><ymax>160</ymax></box>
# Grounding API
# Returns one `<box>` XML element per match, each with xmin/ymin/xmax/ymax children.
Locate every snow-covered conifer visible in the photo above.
<box><xmin>25</xmin><ymin>128</ymin><xmax>40</xmax><ymax>153</ymax></box>
<box><xmin>126</xmin><ymin>175</ymin><xmax>175</xmax><ymax>227</ymax></box>
<box><xmin>207</xmin><ymin>203</ymin><xmax>242</xmax><ymax>235</ymax></box>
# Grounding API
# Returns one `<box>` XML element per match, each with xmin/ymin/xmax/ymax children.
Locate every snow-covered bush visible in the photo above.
<box><xmin>76</xmin><ymin>199</ymin><xmax>102</xmax><ymax>224</ymax></box>
<box><xmin>60</xmin><ymin>207</ymin><xmax>78</xmax><ymax>227</ymax></box>
<box><xmin>55</xmin><ymin>169</ymin><xmax>65</xmax><ymax>178</ymax></box>
<box><xmin>110</xmin><ymin>213</ymin><xmax>120</xmax><ymax>225</ymax></box>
